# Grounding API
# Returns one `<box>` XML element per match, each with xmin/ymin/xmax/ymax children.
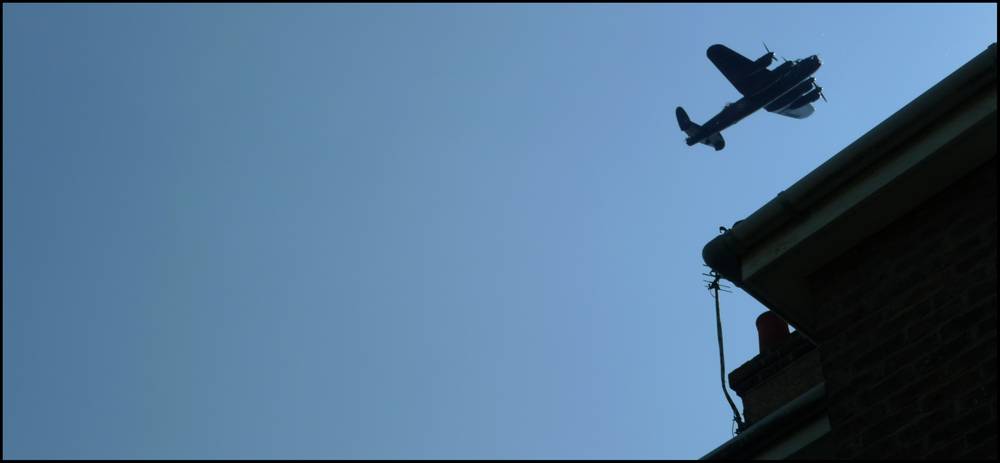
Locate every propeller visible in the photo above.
<box><xmin>812</xmin><ymin>81</ymin><xmax>827</xmax><ymax>102</ymax></box>
<box><xmin>762</xmin><ymin>42</ymin><xmax>777</xmax><ymax>63</ymax></box>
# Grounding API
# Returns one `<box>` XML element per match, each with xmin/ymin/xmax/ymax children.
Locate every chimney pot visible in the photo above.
<box><xmin>756</xmin><ymin>311</ymin><xmax>790</xmax><ymax>353</ymax></box>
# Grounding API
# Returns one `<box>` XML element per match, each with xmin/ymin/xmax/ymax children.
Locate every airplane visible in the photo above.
<box><xmin>676</xmin><ymin>44</ymin><xmax>824</xmax><ymax>151</ymax></box>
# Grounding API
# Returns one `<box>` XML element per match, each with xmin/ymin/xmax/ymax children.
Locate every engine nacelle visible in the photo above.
<box><xmin>750</xmin><ymin>54</ymin><xmax>775</xmax><ymax>74</ymax></box>
<box><xmin>771</xmin><ymin>61</ymin><xmax>793</xmax><ymax>76</ymax></box>
<box><xmin>764</xmin><ymin>79</ymin><xmax>816</xmax><ymax>112</ymax></box>
<box><xmin>788</xmin><ymin>88</ymin><xmax>823</xmax><ymax>110</ymax></box>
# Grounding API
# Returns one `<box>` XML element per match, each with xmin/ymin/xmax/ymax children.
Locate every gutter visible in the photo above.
<box><xmin>701</xmin><ymin>383</ymin><xmax>827</xmax><ymax>460</ymax></box>
<box><xmin>703</xmin><ymin>42</ymin><xmax>998</xmax><ymax>288</ymax></box>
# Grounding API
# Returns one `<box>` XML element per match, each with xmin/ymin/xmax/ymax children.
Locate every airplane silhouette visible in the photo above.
<box><xmin>677</xmin><ymin>44</ymin><xmax>824</xmax><ymax>151</ymax></box>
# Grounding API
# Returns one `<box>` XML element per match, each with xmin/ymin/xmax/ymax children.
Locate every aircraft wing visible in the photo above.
<box><xmin>707</xmin><ymin>44</ymin><xmax>773</xmax><ymax>97</ymax></box>
<box><xmin>773</xmin><ymin>103</ymin><xmax>815</xmax><ymax>119</ymax></box>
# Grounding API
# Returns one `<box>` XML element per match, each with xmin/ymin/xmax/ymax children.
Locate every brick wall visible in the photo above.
<box><xmin>729</xmin><ymin>330</ymin><xmax>824</xmax><ymax>426</ymax></box>
<box><xmin>810</xmin><ymin>156</ymin><xmax>997</xmax><ymax>459</ymax></box>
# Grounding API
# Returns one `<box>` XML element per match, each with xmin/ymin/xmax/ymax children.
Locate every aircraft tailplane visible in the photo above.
<box><xmin>676</xmin><ymin>107</ymin><xmax>725</xmax><ymax>151</ymax></box>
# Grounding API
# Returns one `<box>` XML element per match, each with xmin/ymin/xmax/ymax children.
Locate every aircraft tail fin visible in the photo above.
<box><xmin>676</xmin><ymin>106</ymin><xmax>693</xmax><ymax>132</ymax></box>
<box><xmin>676</xmin><ymin>107</ymin><xmax>725</xmax><ymax>151</ymax></box>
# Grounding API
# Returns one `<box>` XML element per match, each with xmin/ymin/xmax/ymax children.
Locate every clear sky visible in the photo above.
<box><xmin>3</xmin><ymin>4</ymin><xmax>996</xmax><ymax>459</ymax></box>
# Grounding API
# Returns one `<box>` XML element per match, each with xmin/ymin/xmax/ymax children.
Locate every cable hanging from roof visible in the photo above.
<box><xmin>704</xmin><ymin>267</ymin><xmax>747</xmax><ymax>435</ymax></box>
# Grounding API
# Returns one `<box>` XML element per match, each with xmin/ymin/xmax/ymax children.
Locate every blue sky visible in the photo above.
<box><xmin>3</xmin><ymin>4</ymin><xmax>996</xmax><ymax>459</ymax></box>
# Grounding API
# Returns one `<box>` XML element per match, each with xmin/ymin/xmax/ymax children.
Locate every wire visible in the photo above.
<box><xmin>707</xmin><ymin>271</ymin><xmax>746</xmax><ymax>434</ymax></box>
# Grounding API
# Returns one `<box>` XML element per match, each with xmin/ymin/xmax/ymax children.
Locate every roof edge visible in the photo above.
<box><xmin>701</xmin><ymin>383</ymin><xmax>827</xmax><ymax>460</ymax></box>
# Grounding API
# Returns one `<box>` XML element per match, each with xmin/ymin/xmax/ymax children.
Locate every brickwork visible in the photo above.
<box><xmin>810</xmin><ymin>156</ymin><xmax>997</xmax><ymax>459</ymax></box>
<box><xmin>729</xmin><ymin>330</ymin><xmax>825</xmax><ymax>426</ymax></box>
